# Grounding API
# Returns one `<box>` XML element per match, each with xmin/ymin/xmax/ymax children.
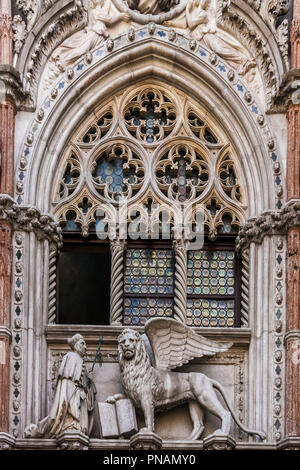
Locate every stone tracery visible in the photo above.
<box><xmin>53</xmin><ymin>84</ymin><xmax>246</xmax><ymax>239</ymax></box>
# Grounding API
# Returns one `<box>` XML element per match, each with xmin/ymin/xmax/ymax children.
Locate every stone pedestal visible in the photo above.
<box><xmin>56</xmin><ymin>431</ymin><xmax>90</xmax><ymax>450</ymax></box>
<box><xmin>277</xmin><ymin>437</ymin><xmax>300</xmax><ymax>450</ymax></box>
<box><xmin>203</xmin><ymin>434</ymin><xmax>236</xmax><ymax>450</ymax></box>
<box><xmin>130</xmin><ymin>430</ymin><xmax>162</xmax><ymax>450</ymax></box>
<box><xmin>0</xmin><ymin>432</ymin><xmax>15</xmax><ymax>450</ymax></box>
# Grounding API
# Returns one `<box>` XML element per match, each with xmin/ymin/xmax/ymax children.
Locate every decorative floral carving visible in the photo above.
<box><xmin>0</xmin><ymin>195</ymin><xmax>62</xmax><ymax>248</ymax></box>
<box><xmin>12</xmin><ymin>15</ymin><xmax>27</xmax><ymax>55</ymax></box>
<box><xmin>236</xmin><ymin>201</ymin><xmax>300</xmax><ymax>252</ymax></box>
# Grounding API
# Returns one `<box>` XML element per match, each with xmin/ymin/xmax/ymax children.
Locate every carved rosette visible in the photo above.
<box><xmin>173</xmin><ymin>238</ymin><xmax>187</xmax><ymax>324</ymax></box>
<box><xmin>273</xmin><ymin>236</ymin><xmax>285</xmax><ymax>442</ymax></box>
<box><xmin>9</xmin><ymin>232</ymin><xmax>24</xmax><ymax>438</ymax></box>
<box><xmin>110</xmin><ymin>239</ymin><xmax>127</xmax><ymax>324</ymax></box>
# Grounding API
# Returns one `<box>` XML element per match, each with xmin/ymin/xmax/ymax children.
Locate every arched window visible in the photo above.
<box><xmin>52</xmin><ymin>84</ymin><xmax>246</xmax><ymax>327</ymax></box>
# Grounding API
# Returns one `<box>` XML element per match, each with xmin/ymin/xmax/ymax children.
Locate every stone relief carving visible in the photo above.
<box><xmin>12</xmin><ymin>15</ymin><xmax>27</xmax><ymax>56</ymax></box>
<box><xmin>0</xmin><ymin>194</ymin><xmax>62</xmax><ymax>248</ymax></box>
<box><xmin>109</xmin><ymin>317</ymin><xmax>266</xmax><ymax>440</ymax></box>
<box><xmin>24</xmin><ymin>334</ymin><xmax>97</xmax><ymax>438</ymax></box>
<box><xmin>126</xmin><ymin>0</ymin><xmax>180</xmax><ymax>14</ymax></box>
<box><xmin>184</xmin><ymin>0</ymin><xmax>256</xmax><ymax>76</ymax></box>
<box><xmin>40</xmin><ymin>0</ymin><xmax>257</xmax><ymax>91</ymax></box>
<box><xmin>236</xmin><ymin>201</ymin><xmax>300</xmax><ymax>252</ymax></box>
<box><xmin>43</xmin><ymin>0</ymin><xmax>130</xmax><ymax>89</ymax></box>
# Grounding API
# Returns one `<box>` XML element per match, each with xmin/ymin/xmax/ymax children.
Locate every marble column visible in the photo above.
<box><xmin>0</xmin><ymin>0</ymin><xmax>14</xmax><ymax>436</ymax></box>
<box><xmin>284</xmin><ymin>2</ymin><xmax>300</xmax><ymax>444</ymax></box>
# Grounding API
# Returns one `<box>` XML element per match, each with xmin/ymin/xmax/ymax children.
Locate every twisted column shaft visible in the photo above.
<box><xmin>110</xmin><ymin>239</ymin><xmax>126</xmax><ymax>324</ymax></box>
<box><xmin>173</xmin><ymin>239</ymin><xmax>187</xmax><ymax>324</ymax></box>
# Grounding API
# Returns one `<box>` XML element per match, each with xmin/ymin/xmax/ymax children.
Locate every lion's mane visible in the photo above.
<box><xmin>118</xmin><ymin>329</ymin><xmax>162</xmax><ymax>406</ymax></box>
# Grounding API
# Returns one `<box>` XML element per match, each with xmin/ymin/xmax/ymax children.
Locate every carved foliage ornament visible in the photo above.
<box><xmin>0</xmin><ymin>194</ymin><xmax>62</xmax><ymax>247</ymax></box>
<box><xmin>236</xmin><ymin>201</ymin><xmax>300</xmax><ymax>252</ymax></box>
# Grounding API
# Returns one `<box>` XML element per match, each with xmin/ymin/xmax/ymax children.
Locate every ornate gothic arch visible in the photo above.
<box><xmin>7</xmin><ymin>20</ymin><xmax>290</xmax><ymax>444</ymax></box>
<box><xmin>15</xmin><ymin>35</ymin><xmax>283</xmax><ymax>217</ymax></box>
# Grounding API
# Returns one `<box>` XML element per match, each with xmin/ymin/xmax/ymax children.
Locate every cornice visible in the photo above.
<box><xmin>0</xmin><ymin>65</ymin><xmax>29</xmax><ymax>108</ymax></box>
<box><xmin>236</xmin><ymin>200</ymin><xmax>300</xmax><ymax>251</ymax></box>
<box><xmin>269</xmin><ymin>69</ymin><xmax>300</xmax><ymax>113</ymax></box>
<box><xmin>0</xmin><ymin>194</ymin><xmax>62</xmax><ymax>248</ymax></box>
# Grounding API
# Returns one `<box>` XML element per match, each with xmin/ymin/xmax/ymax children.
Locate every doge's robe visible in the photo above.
<box><xmin>32</xmin><ymin>351</ymin><xmax>96</xmax><ymax>438</ymax></box>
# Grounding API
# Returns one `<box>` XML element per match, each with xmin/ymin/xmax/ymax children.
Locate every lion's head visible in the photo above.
<box><xmin>118</xmin><ymin>328</ymin><xmax>150</xmax><ymax>365</ymax></box>
<box><xmin>118</xmin><ymin>328</ymin><xmax>141</xmax><ymax>362</ymax></box>
<box><xmin>118</xmin><ymin>329</ymin><xmax>154</xmax><ymax>403</ymax></box>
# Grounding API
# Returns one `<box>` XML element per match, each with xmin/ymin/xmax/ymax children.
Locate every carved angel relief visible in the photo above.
<box><xmin>109</xmin><ymin>317</ymin><xmax>266</xmax><ymax>440</ymax></box>
<box><xmin>41</xmin><ymin>0</ymin><xmax>257</xmax><ymax>94</ymax></box>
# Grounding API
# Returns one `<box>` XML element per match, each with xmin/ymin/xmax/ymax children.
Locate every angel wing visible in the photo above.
<box><xmin>145</xmin><ymin>317</ymin><xmax>232</xmax><ymax>370</ymax></box>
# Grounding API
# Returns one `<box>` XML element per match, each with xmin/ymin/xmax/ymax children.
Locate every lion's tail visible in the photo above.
<box><xmin>211</xmin><ymin>380</ymin><xmax>266</xmax><ymax>441</ymax></box>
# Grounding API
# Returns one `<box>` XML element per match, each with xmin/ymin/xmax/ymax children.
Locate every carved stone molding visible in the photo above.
<box><xmin>0</xmin><ymin>432</ymin><xmax>16</xmax><ymax>450</ymax></box>
<box><xmin>0</xmin><ymin>194</ymin><xmax>62</xmax><ymax>248</ymax></box>
<box><xmin>277</xmin><ymin>437</ymin><xmax>300</xmax><ymax>450</ymax></box>
<box><xmin>270</xmin><ymin>69</ymin><xmax>300</xmax><ymax>113</ymax></box>
<box><xmin>56</xmin><ymin>431</ymin><xmax>89</xmax><ymax>450</ymax></box>
<box><xmin>0</xmin><ymin>326</ymin><xmax>12</xmax><ymax>342</ymax></box>
<box><xmin>217</xmin><ymin>1</ymin><xmax>280</xmax><ymax>108</ymax></box>
<box><xmin>0</xmin><ymin>65</ymin><xmax>28</xmax><ymax>107</ymax></box>
<box><xmin>236</xmin><ymin>201</ymin><xmax>300</xmax><ymax>252</ymax></box>
<box><xmin>203</xmin><ymin>434</ymin><xmax>236</xmax><ymax>450</ymax></box>
<box><xmin>130</xmin><ymin>430</ymin><xmax>162</xmax><ymax>450</ymax></box>
<box><xmin>24</xmin><ymin>0</ymin><xmax>87</xmax><ymax>104</ymax></box>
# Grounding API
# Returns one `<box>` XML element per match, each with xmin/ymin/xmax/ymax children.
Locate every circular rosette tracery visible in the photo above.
<box><xmin>155</xmin><ymin>142</ymin><xmax>210</xmax><ymax>203</ymax></box>
<box><xmin>123</xmin><ymin>88</ymin><xmax>177</xmax><ymax>144</ymax></box>
<box><xmin>90</xmin><ymin>142</ymin><xmax>145</xmax><ymax>202</ymax></box>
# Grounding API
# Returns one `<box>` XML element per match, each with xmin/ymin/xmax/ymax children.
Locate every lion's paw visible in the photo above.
<box><xmin>212</xmin><ymin>429</ymin><xmax>229</xmax><ymax>436</ymax></box>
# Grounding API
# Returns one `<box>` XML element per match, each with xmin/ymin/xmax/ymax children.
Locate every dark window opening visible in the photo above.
<box><xmin>57</xmin><ymin>238</ymin><xmax>111</xmax><ymax>325</ymax></box>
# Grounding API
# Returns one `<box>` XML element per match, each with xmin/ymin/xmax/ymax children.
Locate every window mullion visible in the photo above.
<box><xmin>110</xmin><ymin>238</ymin><xmax>127</xmax><ymax>325</ymax></box>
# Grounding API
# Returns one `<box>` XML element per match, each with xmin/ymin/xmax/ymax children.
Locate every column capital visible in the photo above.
<box><xmin>0</xmin><ymin>194</ymin><xmax>63</xmax><ymax>248</ymax></box>
<box><xmin>0</xmin><ymin>65</ymin><xmax>28</xmax><ymax>108</ymax></box>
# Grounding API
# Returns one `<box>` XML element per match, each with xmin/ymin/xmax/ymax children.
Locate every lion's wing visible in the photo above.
<box><xmin>145</xmin><ymin>318</ymin><xmax>232</xmax><ymax>370</ymax></box>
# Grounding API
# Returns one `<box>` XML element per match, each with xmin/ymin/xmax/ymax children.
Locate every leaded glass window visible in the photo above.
<box><xmin>53</xmin><ymin>84</ymin><xmax>247</xmax><ymax>327</ymax></box>
<box><xmin>123</xmin><ymin>245</ymin><xmax>174</xmax><ymax>325</ymax></box>
<box><xmin>187</xmin><ymin>242</ymin><xmax>240</xmax><ymax>327</ymax></box>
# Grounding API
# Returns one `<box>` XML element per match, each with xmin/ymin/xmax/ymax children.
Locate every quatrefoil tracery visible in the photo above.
<box><xmin>155</xmin><ymin>142</ymin><xmax>210</xmax><ymax>203</ymax></box>
<box><xmin>54</xmin><ymin>85</ymin><xmax>246</xmax><ymax>237</ymax></box>
<box><xmin>124</xmin><ymin>88</ymin><xmax>177</xmax><ymax>143</ymax></box>
<box><xmin>91</xmin><ymin>143</ymin><xmax>145</xmax><ymax>202</ymax></box>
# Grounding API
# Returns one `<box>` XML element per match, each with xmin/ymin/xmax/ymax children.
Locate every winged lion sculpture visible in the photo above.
<box><xmin>107</xmin><ymin>318</ymin><xmax>266</xmax><ymax>440</ymax></box>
